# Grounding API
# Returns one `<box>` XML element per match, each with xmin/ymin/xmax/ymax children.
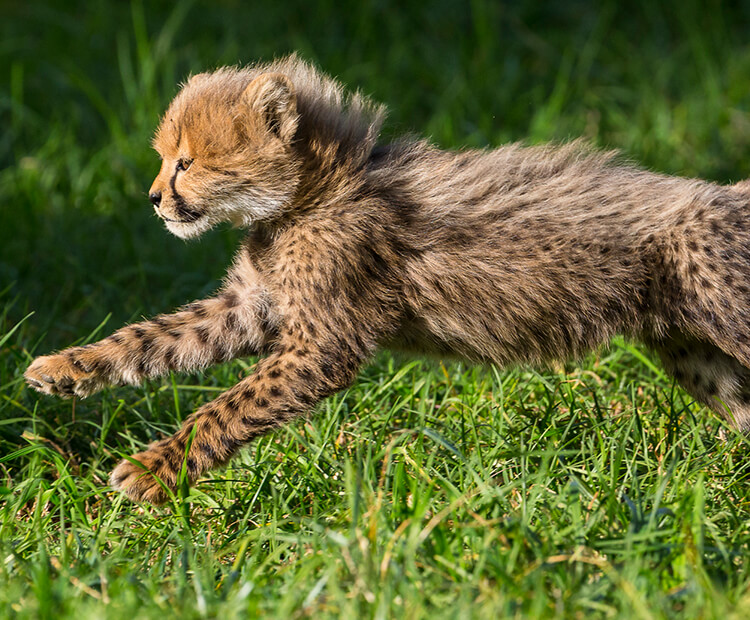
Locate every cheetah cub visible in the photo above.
<box><xmin>25</xmin><ymin>55</ymin><xmax>750</xmax><ymax>504</ymax></box>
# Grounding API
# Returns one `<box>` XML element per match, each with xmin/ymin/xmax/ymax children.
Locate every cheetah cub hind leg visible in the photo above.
<box><xmin>651</xmin><ymin>332</ymin><xmax>750</xmax><ymax>432</ymax></box>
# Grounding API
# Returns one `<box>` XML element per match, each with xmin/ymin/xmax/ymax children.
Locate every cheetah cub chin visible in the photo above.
<box><xmin>24</xmin><ymin>54</ymin><xmax>750</xmax><ymax>504</ymax></box>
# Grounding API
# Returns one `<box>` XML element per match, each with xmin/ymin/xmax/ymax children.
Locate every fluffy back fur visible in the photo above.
<box><xmin>25</xmin><ymin>55</ymin><xmax>750</xmax><ymax>504</ymax></box>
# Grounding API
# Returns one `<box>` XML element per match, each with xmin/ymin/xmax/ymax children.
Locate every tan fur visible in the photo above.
<box><xmin>24</xmin><ymin>54</ymin><xmax>750</xmax><ymax>504</ymax></box>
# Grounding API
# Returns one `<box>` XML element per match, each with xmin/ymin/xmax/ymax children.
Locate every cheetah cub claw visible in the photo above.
<box><xmin>24</xmin><ymin>348</ymin><xmax>106</xmax><ymax>398</ymax></box>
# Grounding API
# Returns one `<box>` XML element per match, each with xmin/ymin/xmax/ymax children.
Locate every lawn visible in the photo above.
<box><xmin>3</xmin><ymin>0</ymin><xmax>750</xmax><ymax>617</ymax></box>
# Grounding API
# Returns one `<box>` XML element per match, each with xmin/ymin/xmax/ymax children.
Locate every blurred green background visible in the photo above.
<box><xmin>3</xmin><ymin>0</ymin><xmax>750</xmax><ymax>347</ymax></box>
<box><xmin>4</xmin><ymin>1</ymin><xmax>750</xmax><ymax>617</ymax></box>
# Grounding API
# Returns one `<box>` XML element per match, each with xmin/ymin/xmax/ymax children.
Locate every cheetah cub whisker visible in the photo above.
<box><xmin>25</xmin><ymin>54</ymin><xmax>750</xmax><ymax>504</ymax></box>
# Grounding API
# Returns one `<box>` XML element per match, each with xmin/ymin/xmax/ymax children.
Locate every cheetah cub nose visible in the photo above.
<box><xmin>149</xmin><ymin>191</ymin><xmax>162</xmax><ymax>207</ymax></box>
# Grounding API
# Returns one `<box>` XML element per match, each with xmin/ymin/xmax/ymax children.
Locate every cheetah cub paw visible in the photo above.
<box><xmin>110</xmin><ymin>449</ymin><xmax>178</xmax><ymax>505</ymax></box>
<box><xmin>24</xmin><ymin>348</ymin><xmax>106</xmax><ymax>398</ymax></box>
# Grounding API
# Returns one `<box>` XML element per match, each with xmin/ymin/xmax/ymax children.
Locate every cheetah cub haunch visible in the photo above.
<box><xmin>25</xmin><ymin>55</ymin><xmax>750</xmax><ymax>504</ymax></box>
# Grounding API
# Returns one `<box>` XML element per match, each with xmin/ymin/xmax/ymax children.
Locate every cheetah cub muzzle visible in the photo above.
<box><xmin>25</xmin><ymin>54</ymin><xmax>750</xmax><ymax>504</ymax></box>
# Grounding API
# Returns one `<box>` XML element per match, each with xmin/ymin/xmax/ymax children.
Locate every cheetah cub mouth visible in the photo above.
<box><xmin>159</xmin><ymin>211</ymin><xmax>211</xmax><ymax>240</ymax></box>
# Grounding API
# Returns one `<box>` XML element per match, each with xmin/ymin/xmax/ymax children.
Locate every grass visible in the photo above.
<box><xmin>3</xmin><ymin>0</ymin><xmax>750</xmax><ymax>617</ymax></box>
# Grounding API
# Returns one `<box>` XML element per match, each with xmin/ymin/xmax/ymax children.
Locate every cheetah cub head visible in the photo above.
<box><xmin>149</xmin><ymin>70</ymin><xmax>301</xmax><ymax>239</ymax></box>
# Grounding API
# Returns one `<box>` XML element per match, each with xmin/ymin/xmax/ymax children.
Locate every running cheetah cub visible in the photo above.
<box><xmin>25</xmin><ymin>55</ymin><xmax>750</xmax><ymax>504</ymax></box>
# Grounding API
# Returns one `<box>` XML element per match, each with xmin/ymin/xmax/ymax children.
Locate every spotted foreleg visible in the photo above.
<box><xmin>25</xmin><ymin>276</ymin><xmax>271</xmax><ymax>398</ymax></box>
<box><xmin>110</xmin><ymin>325</ymin><xmax>370</xmax><ymax>503</ymax></box>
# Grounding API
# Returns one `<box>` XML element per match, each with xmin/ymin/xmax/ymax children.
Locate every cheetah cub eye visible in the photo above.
<box><xmin>176</xmin><ymin>158</ymin><xmax>193</xmax><ymax>172</ymax></box>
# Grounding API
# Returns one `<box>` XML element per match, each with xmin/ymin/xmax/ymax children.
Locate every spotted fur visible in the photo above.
<box><xmin>24</xmin><ymin>54</ymin><xmax>750</xmax><ymax>504</ymax></box>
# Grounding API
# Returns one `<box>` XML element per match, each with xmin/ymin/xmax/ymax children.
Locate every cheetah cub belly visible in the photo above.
<box><xmin>25</xmin><ymin>54</ymin><xmax>750</xmax><ymax>504</ymax></box>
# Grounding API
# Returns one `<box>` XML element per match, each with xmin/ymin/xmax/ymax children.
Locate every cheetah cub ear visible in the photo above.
<box><xmin>242</xmin><ymin>73</ymin><xmax>299</xmax><ymax>144</ymax></box>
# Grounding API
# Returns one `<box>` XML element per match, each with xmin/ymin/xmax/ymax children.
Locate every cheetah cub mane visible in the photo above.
<box><xmin>25</xmin><ymin>54</ymin><xmax>750</xmax><ymax>504</ymax></box>
<box><xmin>149</xmin><ymin>54</ymin><xmax>385</xmax><ymax>239</ymax></box>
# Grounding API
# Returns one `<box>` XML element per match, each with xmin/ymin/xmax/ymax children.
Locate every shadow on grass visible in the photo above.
<box><xmin>1</xmin><ymin>201</ymin><xmax>240</xmax><ymax>351</ymax></box>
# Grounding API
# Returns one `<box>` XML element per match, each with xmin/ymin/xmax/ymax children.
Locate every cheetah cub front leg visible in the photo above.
<box><xmin>108</xmin><ymin>312</ymin><xmax>369</xmax><ymax>504</ymax></box>
<box><xmin>25</xmin><ymin>290</ymin><xmax>265</xmax><ymax>397</ymax></box>
<box><xmin>25</xmin><ymin>251</ymin><xmax>268</xmax><ymax>401</ymax></box>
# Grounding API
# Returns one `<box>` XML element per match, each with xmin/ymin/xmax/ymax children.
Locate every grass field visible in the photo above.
<box><xmin>3</xmin><ymin>0</ymin><xmax>750</xmax><ymax>617</ymax></box>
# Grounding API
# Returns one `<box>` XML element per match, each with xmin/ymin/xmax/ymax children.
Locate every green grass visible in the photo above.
<box><xmin>3</xmin><ymin>0</ymin><xmax>750</xmax><ymax>617</ymax></box>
